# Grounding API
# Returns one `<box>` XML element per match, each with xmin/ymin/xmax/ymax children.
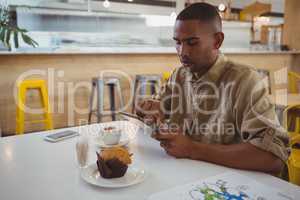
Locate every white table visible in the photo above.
<box><xmin>0</xmin><ymin>121</ymin><xmax>299</xmax><ymax>200</ymax></box>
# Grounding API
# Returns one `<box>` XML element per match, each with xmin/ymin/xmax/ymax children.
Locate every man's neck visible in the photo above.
<box><xmin>193</xmin><ymin>54</ymin><xmax>219</xmax><ymax>76</ymax></box>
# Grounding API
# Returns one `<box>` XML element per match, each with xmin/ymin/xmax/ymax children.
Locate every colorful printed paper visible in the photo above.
<box><xmin>148</xmin><ymin>172</ymin><xmax>295</xmax><ymax>200</ymax></box>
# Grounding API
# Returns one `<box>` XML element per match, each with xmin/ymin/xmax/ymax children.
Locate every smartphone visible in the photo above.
<box><xmin>44</xmin><ymin>130</ymin><xmax>79</xmax><ymax>142</ymax></box>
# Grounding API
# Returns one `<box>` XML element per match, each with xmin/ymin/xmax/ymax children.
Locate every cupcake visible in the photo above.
<box><xmin>96</xmin><ymin>147</ymin><xmax>132</xmax><ymax>179</ymax></box>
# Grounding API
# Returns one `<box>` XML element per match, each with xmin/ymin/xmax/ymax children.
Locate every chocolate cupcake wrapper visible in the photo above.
<box><xmin>96</xmin><ymin>155</ymin><xmax>128</xmax><ymax>179</ymax></box>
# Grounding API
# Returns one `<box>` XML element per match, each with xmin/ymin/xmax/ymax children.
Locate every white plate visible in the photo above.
<box><xmin>80</xmin><ymin>163</ymin><xmax>147</xmax><ymax>188</ymax></box>
<box><xmin>94</xmin><ymin>135</ymin><xmax>130</xmax><ymax>148</ymax></box>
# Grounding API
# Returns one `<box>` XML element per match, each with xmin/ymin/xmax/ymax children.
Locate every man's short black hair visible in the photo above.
<box><xmin>176</xmin><ymin>2</ymin><xmax>222</xmax><ymax>32</ymax></box>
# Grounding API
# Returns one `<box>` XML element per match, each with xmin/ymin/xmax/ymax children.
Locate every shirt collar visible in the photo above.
<box><xmin>189</xmin><ymin>53</ymin><xmax>228</xmax><ymax>83</ymax></box>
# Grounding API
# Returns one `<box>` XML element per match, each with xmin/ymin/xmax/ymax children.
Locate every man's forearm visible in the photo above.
<box><xmin>189</xmin><ymin>142</ymin><xmax>284</xmax><ymax>174</ymax></box>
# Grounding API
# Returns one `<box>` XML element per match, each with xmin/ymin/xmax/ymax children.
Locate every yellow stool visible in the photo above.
<box><xmin>288</xmin><ymin>71</ymin><xmax>300</xmax><ymax>94</ymax></box>
<box><xmin>16</xmin><ymin>79</ymin><xmax>53</xmax><ymax>134</ymax></box>
<box><xmin>283</xmin><ymin>104</ymin><xmax>300</xmax><ymax>133</ymax></box>
<box><xmin>288</xmin><ymin>134</ymin><xmax>300</xmax><ymax>186</ymax></box>
<box><xmin>162</xmin><ymin>72</ymin><xmax>171</xmax><ymax>82</ymax></box>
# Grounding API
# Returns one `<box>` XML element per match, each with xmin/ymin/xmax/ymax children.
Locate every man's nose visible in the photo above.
<box><xmin>179</xmin><ymin>43</ymin><xmax>189</xmax><ymax>57</ymax></box>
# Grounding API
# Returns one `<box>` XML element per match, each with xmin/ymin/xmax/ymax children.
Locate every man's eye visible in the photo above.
<box><xmin>187</xmin><ymin>41</ymin><xmax>198</xmax><ymax>46</ymax></box>
<box><xmin>175</xmin><ymin>41</ymin><xmax>181</xmax><ymax>45</ymax></box>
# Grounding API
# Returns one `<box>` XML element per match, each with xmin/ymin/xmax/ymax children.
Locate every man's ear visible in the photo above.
<box><xmin>214</xmin><ymin>32</ymin><xmax>224</xmax><ymax>49</ymax></box>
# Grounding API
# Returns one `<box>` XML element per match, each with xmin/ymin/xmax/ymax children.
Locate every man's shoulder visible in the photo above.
<box><xmin>225</xmin><ymin>59</ymin><xmax>257</xmax><ymax>76</ymax></box>
<box><xmin>222</xmin><ymin>59</ymin><xmax>260</xmax><ymax>82</ymax></box>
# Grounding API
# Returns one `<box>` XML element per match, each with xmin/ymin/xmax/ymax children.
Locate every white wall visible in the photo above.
<box><xmin>8</xmin><ymin>0</ymin><xmax>284</xmax><ymax>51</ymax></box>
<box><xmin>7</xmin><ymin>0</ymin><xmax>177</xmax><ymax>16</ymax></box>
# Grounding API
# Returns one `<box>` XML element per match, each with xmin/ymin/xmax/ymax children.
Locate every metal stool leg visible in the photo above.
<box><xmin>154</xmin><ymin>77</ymin><xmax>162</xmax><ymax>96</ymax></box>
<box><xmin>140</xmin><ymin>78</ymin><xmax>147</xmax><ymax>96</ymax></box>
<box><xmin>88</xmin><ymin>79</ymin><xmax>96</xmax><ymax>124</ymax></box>
<box><xmin>115</xmin><ymin>80</ymin><xmax>124</xmax><ymax>109</ymax></box>
<box><xmin>132</xmin><ymin>78</ymin><xmax>139</xmax><ymax>113</ymax></box>
<box><xmin>108</xmin><ymin>83</ymin><xmax>116</xmax><ymax>121</ymax></box>
<box><xmin>150</xmin><ymin>80</ymin><xmax>157</xmax><ymax>95</ymax></box>
<box><xmin>96</xmin><ymin>79</ymin><xmax>104</xmax><ymax>123</ymax></box>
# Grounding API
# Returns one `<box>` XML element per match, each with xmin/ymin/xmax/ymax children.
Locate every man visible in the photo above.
<box><xmin>137</xmin><ymin>3</ymin><xmax>289</xmax><ymax>174</ymax></box>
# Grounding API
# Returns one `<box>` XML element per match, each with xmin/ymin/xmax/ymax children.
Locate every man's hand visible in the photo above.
<box><xmin>153</xmin><ymin>127</ymin><xmax>284</xmax><ymax>174</ymax></box>
<box><xmin>153</xmin><ymin>129</ymin><xmax>194</xmax><ymax>159</ymax></box>
<box><xmin>136</xmin><ymin>99</ymin><xmax>164</xmax><ymax>124</ymax></box>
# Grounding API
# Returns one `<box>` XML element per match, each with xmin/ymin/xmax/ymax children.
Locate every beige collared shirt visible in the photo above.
<box><xmin>159</xmin><ymin>54</ymin><xmax>289</xmax><ymax>162</ymax></box>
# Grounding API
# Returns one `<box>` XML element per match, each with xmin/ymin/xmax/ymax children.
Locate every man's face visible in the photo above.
<box><xmin>173</xmin><ymin>20</ymin><xmax>221</xmax><ymax>73</ymax></box>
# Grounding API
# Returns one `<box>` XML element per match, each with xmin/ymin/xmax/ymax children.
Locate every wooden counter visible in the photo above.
<box><xmin>0</xmin><ymin>51</ymin><xmax>299</xmax><ymax>136</ymax></box>
<box><xmin>269</xmin><ymin>94</ymin><xmax>300</xmax><ymax>107</ymax></box>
